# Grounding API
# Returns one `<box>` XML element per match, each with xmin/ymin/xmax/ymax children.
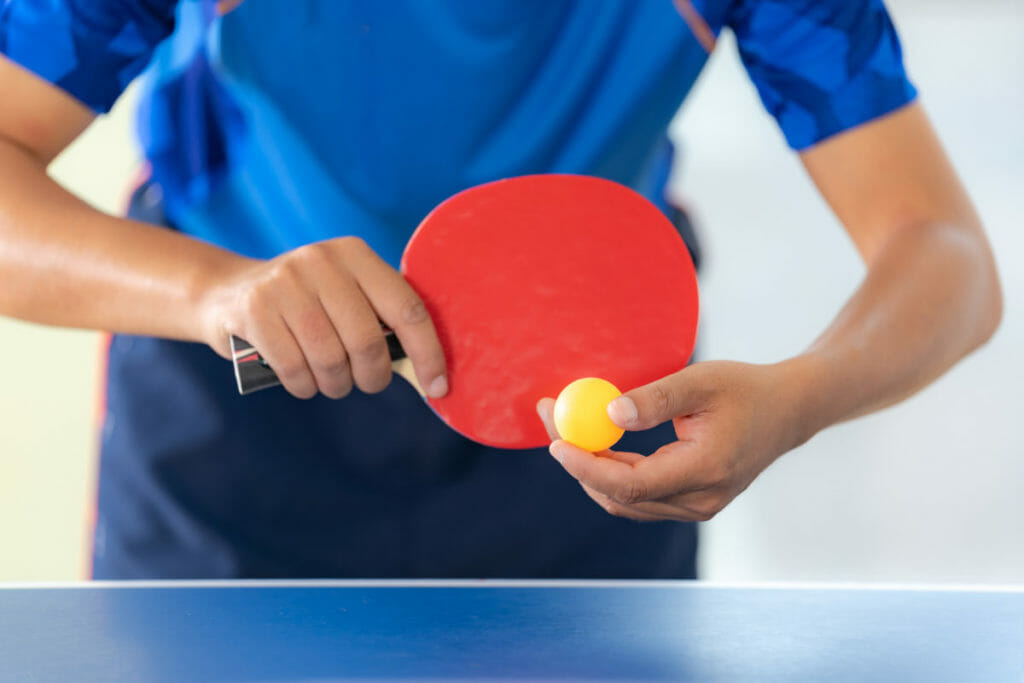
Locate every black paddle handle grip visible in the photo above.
<box><xmin>231</xmin><ymin>331</ymin><xmax>407</xmax><ymax>395</ymax></box>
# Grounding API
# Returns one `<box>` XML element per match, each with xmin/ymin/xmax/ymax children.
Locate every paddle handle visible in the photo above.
<box><xmin>230</xmin><ymin>332</ymin><xmax>409</xmax><ymax>395</ymax></box>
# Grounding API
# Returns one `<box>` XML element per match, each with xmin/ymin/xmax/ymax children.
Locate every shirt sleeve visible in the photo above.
<box><xmin>725</xmin><ymin>0</ymin><xmax>917</xmax><ymax>150</ymax></box>
<box><xmin>0</xmin><ymin>0</ymin><xmax>177</xmax><ymax>113</ymax></box>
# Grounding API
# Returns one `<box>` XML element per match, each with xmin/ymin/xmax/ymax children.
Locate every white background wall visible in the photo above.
<box><xmin>0</xmin><ymin>1</ymin><xmax>1020</xmax><ymax>582</ymax></box>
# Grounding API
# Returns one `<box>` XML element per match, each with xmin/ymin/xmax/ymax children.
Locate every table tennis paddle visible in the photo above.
<box><xmin>231</xmin><ymin>174</ymin><xmax>699</xmax><ymax>449</ymax></box>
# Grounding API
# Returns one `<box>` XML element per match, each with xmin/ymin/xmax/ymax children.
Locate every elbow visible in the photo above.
<box><xmin>962</xmin><ymin>225</ymin><xmax>1003</xmax><ymax>353</ymax></box>
<box><xmin>919</xmin><ymin>219</ymin><xmax>1003</xmax><ymax>359</ymax></box>
<box><xmin>976</xmin><ymin>259</ymin><xmax>1003</xmax><ymax>349</ymax></box>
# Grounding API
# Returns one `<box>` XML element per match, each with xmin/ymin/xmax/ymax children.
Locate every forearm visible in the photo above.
<box><xmin>778</xmin><ymin>219</ymin><xmax>1002</xmax><ymax>447</ymax></box>
<box><xmin>0</xmin><ymin>136</ymin><xmax>247</xmax><ymax>340</ymax></box>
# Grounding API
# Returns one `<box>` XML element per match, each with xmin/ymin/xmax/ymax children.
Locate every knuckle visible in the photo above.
<box><xmin>692</xmin><ymin>496</ymin><xmax>726</xmax><ymax>522</ymax></box>
<box><xmin>269</xmin><ymin>256</ymin><xmax>303</xmax><ymax>282</ymax></box>
<box><xmin>273</xmin><ymin>357</ymin><xmax>309</xmax><ymax>384</ymax></box>
<box><xmin>602</xmin><ymin>499</ymin><xmax>644</xmax><ymax>521</ymax></box>
<box><xmin>327</xmin><ymin>386</ymin><xmax>353</xmax><ymax>400</ymax></box>
<box><xmin>338</xmin><ymin>235</ymin><xmax>369</xmax><ymax>255</ymax></box>
<box><xmin>594</xmin><ymin>494</ymin><xmax>622</xmax><ymax>518</ymax></box>
<box><xmin>294</xmin><ymin>309</ymin><xmax>333</xmax><ymax>344</ymax></box>
<box><xmin>585</xmin><ymin>485</ymin><xmax>645</xmax><ymax>521</ymax></box>
<box><xmin>692</xmin><ymin>507</ymin><xmax>716</xmax><ymax>524</ymax></box>
<box><xmin>691</xmin><ymin>508</ymin><xmax>715</xmax><ymax>522</ymax></box>
<box><xmin>703</xmin><ymin>460</ymin><xmax>734</xmax><ymax>488</ymax></box>
<box><xmin>318</xmin><ymin>376</ymin><xmax>354</xmax><ymax>400</ymax></box>
<box><xmin>716</xmin><ymin>462</ymin><xmax>737</xmax><ymax>487</ymax></box>
<box><xmin>399</xmin><ymin>296</ymin><xmax>429</xmax><ymax>325</ymax></box>
<box><xmin>296</xmin><ymin>241</ymin><xmax>334</xmax><ymax>269</ymax></box>
<box><xmin>283</xmin><ymin>378</ymin><xmax>317</xmax><ymax>400</ymax></box>
<box><xmin>275</xmin><ymin>357</ymin><xmax>318</xmax><ymax>399</ymax></box>
<box><xmin>294</xmin><ymin>387</ymin><xmax>318</xmax><ymax>400</ymax></box>
<box><xmin>648</xmin><ymin>382</ymin><xmax>674</xmax><ymax>419</ymax></box>
<box><xmin>612</xmin><ymin>479</ymin><xmax>649</xmax><ymax>506</ymax></box>
<box><xmin>348</xmin><ymin>333</ymin><xmax>388</xmax><ymax>360</ymax></box>
<box><xmin>606</xmin><ymin>504</ymin><xmax>630</xmax><ymax>519</ymax></box>
<box><xmin>355</xmin><ymin>367</ymin><xmax>392</xmax><ymax>395</ymax></box>
<box><xmin>311</xmin><ymin>351</ymin><xmax>349</xmax><ymax>377</ymax></box>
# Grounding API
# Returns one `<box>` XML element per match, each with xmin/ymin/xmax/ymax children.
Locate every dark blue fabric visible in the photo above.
<box><xmin>96</xmin><ymin>334</ymin><xmax>697</xmax><ymax>578</ymax></box>
<box><xmin>95</xmin><ymin>337</ymin><xmax>697</xmax><ymax>578</ymax></box>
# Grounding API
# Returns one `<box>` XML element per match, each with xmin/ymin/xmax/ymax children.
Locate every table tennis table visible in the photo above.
<box><xmin>1</xmin><ymin>580</ymin><xmax>1021</xmax><ymax>681</ymax></box>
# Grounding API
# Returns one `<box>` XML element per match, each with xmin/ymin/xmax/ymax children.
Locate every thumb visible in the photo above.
<box><xmin>608</xmin><ymin>369</ymin><xmax>708</xmax><ymax>431</ymax></box>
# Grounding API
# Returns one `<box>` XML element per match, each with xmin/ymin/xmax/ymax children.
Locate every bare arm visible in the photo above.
<box><xmin>0</xmin><ymin>55</ymin><xmax>231</xmax><ymax>341</ymax></box>
<box><xmin>541</xmin><ymin>102</ymin><xmax>1002</xmax><ymax>521</ymax></box>
<box><xmin>791</xmin><ymin>102</ymin><xmax>1002</xmax><ymax>429</ymax></box>
<box><xmin>0</xmin><ymin>55</ymin><xmax>448</xmax><ymax>399</ymax></box>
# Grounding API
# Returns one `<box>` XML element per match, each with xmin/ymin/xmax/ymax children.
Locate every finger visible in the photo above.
<box><xmin>290</xmin><ymin>306</ymin><xmax>355</xmax><ymax>398</ymax></box>
<box><xmin>536</xmin><ymin>397</ymin><xmax>560</xmax><ymax>441</ymax></box>
<box><xmin>553</xmin><ymin>444</ymin><xmax>701</xmax><ymax>520</ymax></box>
<box><xmin>549</xmin><ymin>440</ymin><xmax>651</xmax><ymax>504</ymax></box>
<box><xmin>608</xmin><ymin>495</ymin><xmax>712</xmax><ymax>522</ymax></box>
<box><xmin>581</xmin><ymin>450</ymin><xmax>708</xmax><ymax>520</ymax></box>
<box><xmin>584</xmin><ymin>477</ymin><xmax>713</xmax><ymax>523</ymax></box>
<box><xmin>633</xmin><ymin>442</ymin><xmax>723</xmax><ymax>496</ymax></box>
<box><xmin>607</xmin><ymin>368</ymin><xmax>710</xmax><ymax>431</ymax></box>
<box><xmin>550</xmin><ymin>440</ymin><xmax>704</xmax><ymax>505</ymax></box>
<box><xmin>579</xmin><ymin>483</ymin><xmax>663</xmax><ymax>521</ymax></box>
<box><xmin>307</xmin><ymin>261</ymin><xmax>393</xmax><ymax>395</ymax></box>
<box><xmin>246</xmin><ymin>315</ymin><xmax>318</xmax><ymax>399</ymax></box>
<box><xmin>343</xmin><ymin>240</ymin><xmax>448</xmax><ymax>398</ymax></box>
<box><xmin>275</xmin><ymin>274</ymin><xmax>356</xmax><ymax>398</ymax></box>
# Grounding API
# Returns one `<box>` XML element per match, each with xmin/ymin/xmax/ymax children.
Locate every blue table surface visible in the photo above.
<box><xmin>0</xmin><ymin>580</ymin><xmax>1022</xmax><ymax>682</ymax></box>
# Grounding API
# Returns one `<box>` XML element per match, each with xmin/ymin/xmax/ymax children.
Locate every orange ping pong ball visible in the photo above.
<box><xmin>553</xmin><ymin>377</ymin><xmax>626</xmax><ymax>452</ymax></box>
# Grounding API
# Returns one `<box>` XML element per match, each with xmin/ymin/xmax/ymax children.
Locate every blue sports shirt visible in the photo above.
<box><xmin>1</xmin><ymin>0</ymin><xmax>915</xmax><ymax>579</ymax></box>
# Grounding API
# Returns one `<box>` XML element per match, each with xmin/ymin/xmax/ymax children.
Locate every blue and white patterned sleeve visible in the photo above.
<box><xmin>0</xmin><ymin>0</ymin><xmax>177</xmax><ymax>112</ymax></box>
<box><xmin>725</xmin><ymin>0</ymin><xmax>917</xmax><ymax>150</ymax></box>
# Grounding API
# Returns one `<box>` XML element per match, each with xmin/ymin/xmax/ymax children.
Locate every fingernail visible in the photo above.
<box><xmin>427</xmin><ymin>375</ymin><xmax>448</xmax><ymax>398</ymax></box>
<box><xmin>549</xmin><ymin>442</ymin><xmax>565</xmax><ymax>464</ymax></box>
<box><xmin>608</xmin><ymin>396</ymin><xmax>638</xmax><ymax>427</ymax></box>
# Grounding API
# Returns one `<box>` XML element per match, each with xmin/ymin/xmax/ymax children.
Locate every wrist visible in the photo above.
<box><xmin>185</xmin><ymin>246</ymin><xmax>256</xmax><ymax>351</ymax></box>
<box><xmin>764</xmin><ymin>353</ymin><xmax>842</xmax><ymax>452</ymax></box>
